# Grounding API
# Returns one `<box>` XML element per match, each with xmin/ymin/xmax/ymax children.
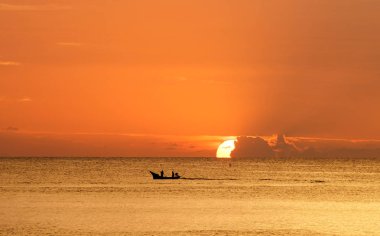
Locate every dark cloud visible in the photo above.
<box><xmin>272</xmin><ymin>134</ymin><xmax>299</xmax><ymax>157</ymax></box>
<box><xmin>230</xmin><ymin>136</ymin><xmax>274</xmax><ymax>158</ymax></box>
<box><xmin>0</xmin><ymin>132</ymin><xmax>214</xmax><ymax>157</ymax></box>
<box><xmin>231</xmin><ymin>134</ymin><xmax>297</xmax><ymax>158</ymax></box>
<box><xmin>4</xmin><ymin>126</ymin><xmax>18</xmax><ymax>132</ymax></box>
<box><xmin>231</xmin><ymin>134</ymin><xmax>380</xmax><ymax>159</ymax></box>
<box><xmin>166</xmin><ymin>143</ymin><xmax>179</xmax><ymax>150</ymax></box>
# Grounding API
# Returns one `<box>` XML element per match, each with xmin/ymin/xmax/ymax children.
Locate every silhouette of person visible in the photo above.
<box><xmin>160</xmin><ymin>170</ymin><xmax>164</xmax><ymax>177</ymax></box>
<box><xmin>172</xmin><ymin>171</ymin><xmax>174</xmax><ymax>177</ymax></box>
<box><xmin>175</xmin><ymin>173</ymin><xmax>179</xmax><ymax>177</ymax></box>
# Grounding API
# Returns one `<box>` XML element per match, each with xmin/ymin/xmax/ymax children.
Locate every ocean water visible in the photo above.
<box><xmin>0</xmin><ymin>157</ymin><xmax>379</xmax><ymax>235</ymax></box>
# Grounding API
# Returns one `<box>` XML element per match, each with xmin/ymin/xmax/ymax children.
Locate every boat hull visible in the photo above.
<box><xmin>149</xmin><ymin>171</ymin><xmax>181</xmax><ymax>179</ymax></box>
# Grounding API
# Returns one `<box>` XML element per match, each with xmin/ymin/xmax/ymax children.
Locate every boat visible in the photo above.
<box><xmin>149</xmin><ymin>171</ymin><xmax>181</xmax><ymax>179</ymax></box>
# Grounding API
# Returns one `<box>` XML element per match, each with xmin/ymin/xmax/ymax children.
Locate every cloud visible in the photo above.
<box><xmin>56</xmin><ymin>42</ymin><xmax>82</xmax><ymax>47</ymax></box>
<box><xmin>4</xmin><ymin>126</ymin><xmax>18</xmax><ymax>132</ymax></box>
<box><xmin>231</xmin><ymin>134</ymin><xmax>380</xmax><ymax>159</ymax></box>
<box><xmin>18</xmin><ymin>97</ymin><xmax>32</xmax><ymax>102</ymax></box>
<box><xmin>272</xmin><ymin>134</ymin><xmax>300</xmax><ymax>157</ymax></box>
<box><xmin>166</xmin><ymin>142</ymin><xmax>179</xmax><ymax>150</ymax></box>
<box><xmin>231</xmin><ymin>136</ymin><xmax>275</xmax><ymax>158</ymax></box>
<box><xmin>0</xmin><ymin>61</ymin><xmax>21</xmax><ymax>66</ymax></box>
<box><xmin>0</xmin><ymin>3</ymin><xmax>71</xmax><ymax>11</ymax></box>
<box><xmin>0</xmin><ymin>132</ymin><xmax>216</xmax><ymax>157</ymax></box>
<box><xmin>0</xmin><ymin>97</ymin><xmax>32</xmax><ymax>103</ymax></box>
<box><xmin>177</xmin><ymin>77</ymin><xmax>187</xmax><ymax>81</ymax></box>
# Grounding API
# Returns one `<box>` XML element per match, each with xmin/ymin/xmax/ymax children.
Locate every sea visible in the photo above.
<box><xmin>0</xmin><ymin>157</ymin><xmax>379</xmax><ymax>236</ymax></box>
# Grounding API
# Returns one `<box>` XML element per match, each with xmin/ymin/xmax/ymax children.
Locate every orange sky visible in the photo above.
<box><xmin>1</xmin><ymin>1</ymin><xmax>380</xmax><ymax>156</ymax></box>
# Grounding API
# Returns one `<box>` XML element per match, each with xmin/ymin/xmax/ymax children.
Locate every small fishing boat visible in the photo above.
<box><xmin>149</xmin><ymin>171</ymin><xmax>181</xmax><ymax>179</ymax></box>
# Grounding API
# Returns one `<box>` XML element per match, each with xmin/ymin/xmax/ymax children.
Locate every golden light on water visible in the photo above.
<box><xmin>216</xmin><ymin>140</ymin><xmax>236</xmax><ymax>158</ymax></box>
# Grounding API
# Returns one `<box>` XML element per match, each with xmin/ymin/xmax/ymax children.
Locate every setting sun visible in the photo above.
<box><xmin>216</xmin><ymin>140</ymin><xmax>236</xmax><ymax>158</ymax></box>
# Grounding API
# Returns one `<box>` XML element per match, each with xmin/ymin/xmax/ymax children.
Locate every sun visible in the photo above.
<box><xmin>216</xmin><ymin>140</ymin><xmax>236</xmax><ymax>158</ymax></box>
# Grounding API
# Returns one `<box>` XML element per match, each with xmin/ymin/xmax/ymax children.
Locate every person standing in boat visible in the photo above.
<box><xmin>172</xmin><ymin>171</ymin><xmax>174</xmax><ymax>177</ymax></box>
<box><xmin>160</xmin><ymin>170</ymin><xmax>164</xmax><ymax>177</ymax></box>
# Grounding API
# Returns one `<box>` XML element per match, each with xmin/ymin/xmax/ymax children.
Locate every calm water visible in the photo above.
<box><xmin>0</xmin><ymin>157</ymin><xmax>379</xmax><ymax>235</ymax></box>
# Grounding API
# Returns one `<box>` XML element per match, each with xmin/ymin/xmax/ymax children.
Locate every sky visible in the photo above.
<box><xmin>1</xmin><ymin>0</ymin><xmax>380</xmax><ymax>157</ymax></box>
